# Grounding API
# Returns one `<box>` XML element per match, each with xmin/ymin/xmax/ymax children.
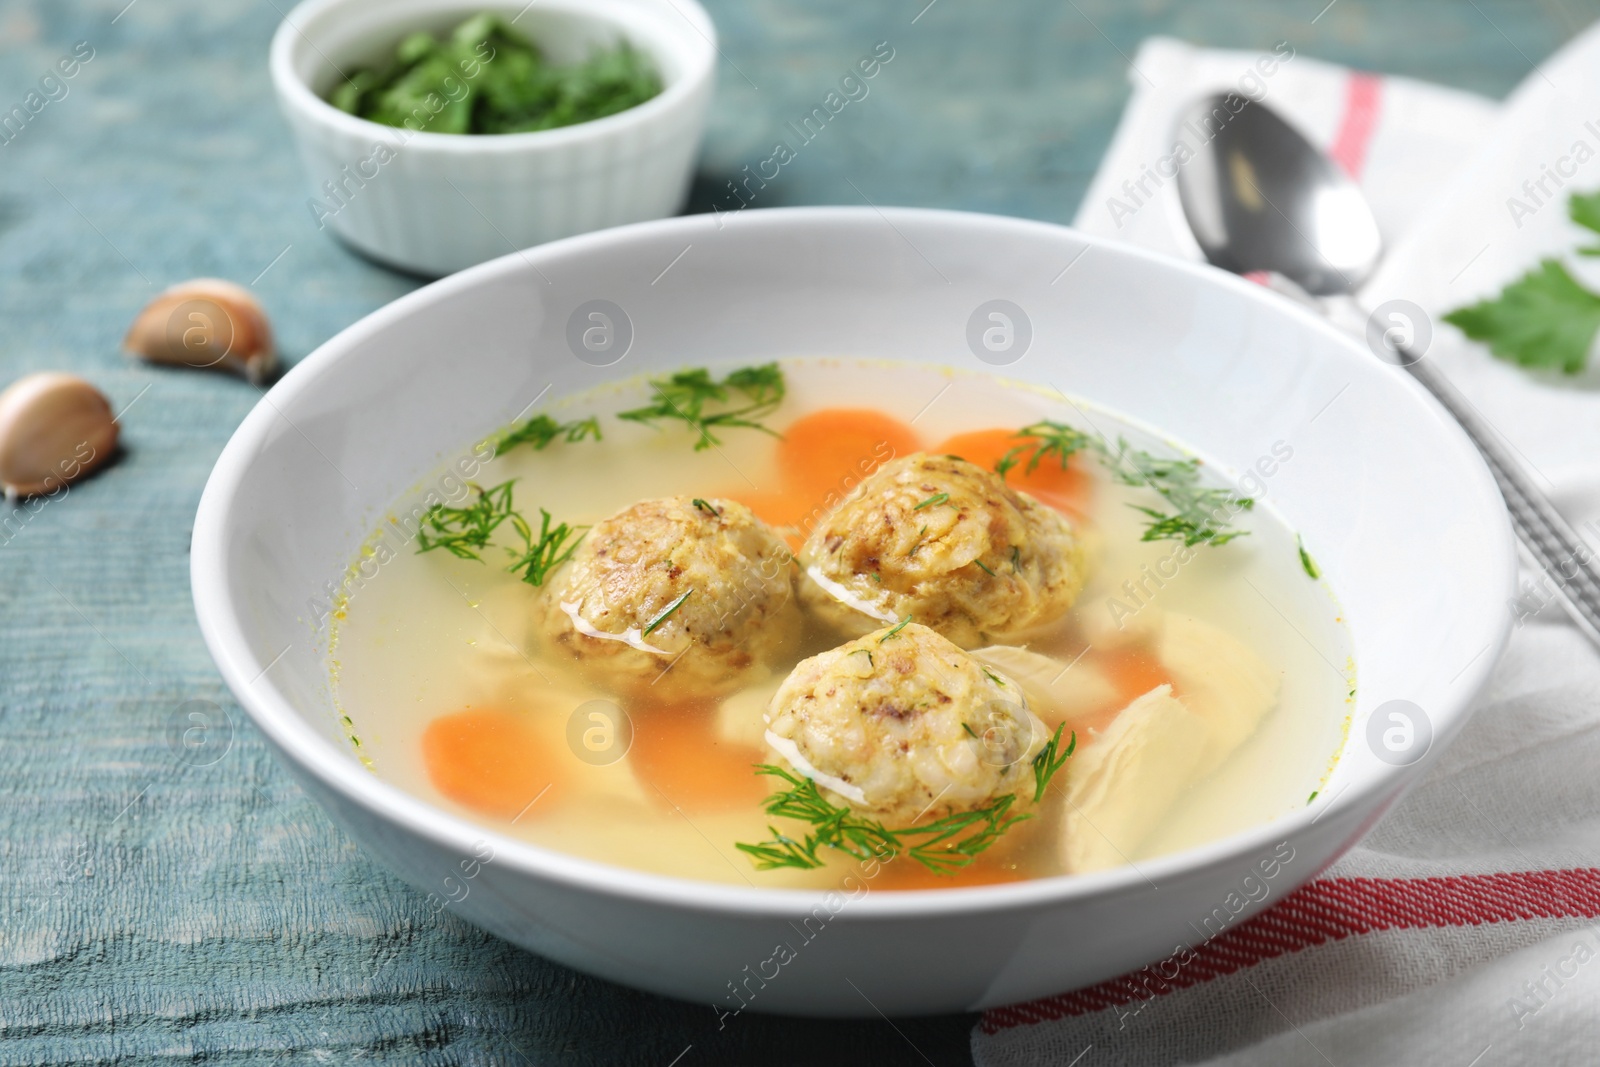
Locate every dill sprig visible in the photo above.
<box><xmin>491</xmin><ymin>413</ymin><xmax>602</xmax><ymax>456</ymax></box>
<box><xmin>878</xmin><ymin>616</ymin><xmax>913</xmax><ymax>643</ymax></box>
<box><xmin>913</xmin><ymin>492</ymin><xmax>949</xmax><ymax>511</ymax></box>
<box><xmin>416</xmin><ymin>481</ymin><xmax>518</xmax><ymax>561</ymax></box>
<box><xmin>642</xmin><ymin>589</ymin><xmax>693</xmax><ymax>636</ymax></box>
<box><xmin>993</xmin><ymin>421</ymin><xmax>1252</xmax><ymax>548</ymax></box>
<box><xmin>1030</xmin><ymin>723</ymin><xmax>1075</xmax><ymax>802</ymax></box>
<box><xmin>1103</xmin><ymin>437</ymin><xmax>1253</xmax><ymax>547</ymax></box>
<box><xmin>996</xmin><ymin>421</ymin><xmax>1096</xmax><ymax>479</ymax></box>
<box><xmin>504</xmin><ymin>508</ymin><xmax>587</xmax><ymax>586</ymax></box>
<box><xmin>617</xmin><ymin>363</ymin><xmax>786</xmax><ymax>451</ymax></box>
<box><xmin>1297</xmin><ymin>535</ymin><xmax>1320</xmax><ymax>579</ymax></box>
<box><xmin>735</xmin><ymin>765</ymin><xmax>1036</xmax><ymax>875</ymax></box>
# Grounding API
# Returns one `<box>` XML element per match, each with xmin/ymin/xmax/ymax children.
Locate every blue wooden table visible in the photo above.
<box><xmin>1</xmin><ymin>1</ymin><xmax>1594</xmax><ymax>1063</ymax></box>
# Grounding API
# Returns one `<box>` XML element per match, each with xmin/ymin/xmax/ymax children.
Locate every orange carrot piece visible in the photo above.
<box><xmin>778</xmin><ymin>408</ymin><xmax>922</xmax><ymax>499</ymax></box>
<box><xmin>1095</xmin><ymin>645</ymin><xmax>1172</xmax><ymax>704</ymax></box>
<box><xmin>720</xmin><ymin>489</ymin><xmax>816</xmax><ymax>530</ymax></box>
<box><xmin>936</xmin><ymin>428</ymin><xmax>1092</xmax><ymax>513</ymax></box>
<box><xmin>873</xmin><ymin>857</ymin><xmax>1030</xmax><ymax>891</ymax></box>
<box><xmin>422</xmin><ymin>707</ymin><xmax>562</xmax><ymax>820</ymax></box>
<box><xmin>629</xmin><ymin>703</ymin><xmax>769</xmax><ymax>811</ymax></box>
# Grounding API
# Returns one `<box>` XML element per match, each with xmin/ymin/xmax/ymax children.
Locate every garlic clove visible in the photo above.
<box><xmin>0</xmin><ymin>372</ymin><xmax>119</xmax><ymax>502</ymax></box>
<box><xmin>123</xmin><ymin>278</ymin><xmax>277</xmax><ymax>385</ymax></box>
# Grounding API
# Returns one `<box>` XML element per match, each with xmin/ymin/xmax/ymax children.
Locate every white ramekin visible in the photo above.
<box><xmin>269</xmin><ymin>0</ymin><xmax>715</xmax><ymax>276</ymax></box>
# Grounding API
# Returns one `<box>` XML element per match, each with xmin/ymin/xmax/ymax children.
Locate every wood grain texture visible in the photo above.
<box><xmin>0</xmin><ymin>0</ymin><xmax>1594</xmax><ymax>1063</ymax></box>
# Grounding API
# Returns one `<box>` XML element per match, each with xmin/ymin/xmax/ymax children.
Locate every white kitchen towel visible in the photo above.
<box><xmin>974</xmin><ymin>26</ymin><xmax>1600</xmax><ymax>1067</ymax></box>
<box><xmin>1070</xmin><ymin>37</ymin><xmax>1499</xmax><ymax>264</ymax></box>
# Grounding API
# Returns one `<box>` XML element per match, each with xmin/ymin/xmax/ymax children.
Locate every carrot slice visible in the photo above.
<box><xmin>629</xmin><ymin>702</ymin><xmax>769</xmax><ymax>811</ymax></box>
<box><xmin>936</xmin><ymin>428</ymin><xmax>1092</xmax><ymax>513</ymax></box>
<box><xmin>778</xmin><ymin>408</ymin><xmax>922</xmax><ymax>499</ymax></box>
<box><xmin>873</xmin><ymin>858</ymin><xmax>1030</xmax><ymax>891</ymax></box>
<box><xmin>422</xmin><ymin>707</ymin><xmax>562</xmax><ymax>820</ymax></box>
<box><xmin>720</xmin><ymin>489</ymin><xmax>816</xmax><ymax>530</ymax></box>
<box><xmin>1095</xmin><ymin>645</ymin><xmax>1172</xmax><ymax>705</ymax></box>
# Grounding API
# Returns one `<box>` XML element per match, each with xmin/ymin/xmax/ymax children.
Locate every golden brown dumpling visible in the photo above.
<box><xmin>798</xmin><ymin>453</ymin><xmax>1086</xmax><ymax>648</ymax></box>
<box><xmin>535</xmin><ymin>496</ymin><xmax>800</xmax><ymax>700</ymax></box>
<box><xmin>764</xmin><ymin>622</ymin><xmax>1048</xmax><ymax>826</ymax></box>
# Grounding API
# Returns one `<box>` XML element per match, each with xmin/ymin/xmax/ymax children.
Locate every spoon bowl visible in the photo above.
<box><xmin>1175</xmin><ymin>94</ymin><xmax>1382</xmax><ymax>296</ymax></box>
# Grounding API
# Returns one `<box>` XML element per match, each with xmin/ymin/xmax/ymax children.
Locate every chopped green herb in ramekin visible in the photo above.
<box><xmin>328</xmin><ymin>13</ymin><xmax>662</xmax><ymax>135</ymax></box>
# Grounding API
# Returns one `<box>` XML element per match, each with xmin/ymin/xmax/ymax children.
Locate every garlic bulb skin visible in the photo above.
<box><xmin>0</xmin><ymin>372</ymin><xmax>118</xmax><ymax>501</ymax></box>
<box><xmin>124</xmin><ymin>278</ymin><xmax>276</xmax><ymax>384</ymax></box>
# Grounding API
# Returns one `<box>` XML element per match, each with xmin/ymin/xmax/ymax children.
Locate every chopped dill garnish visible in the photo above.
<box><xmin>642</xmin><ymin>589</ymin><xmax>694</xmax><ymax>636</ymax></box>
<box><xmin>961</xmin><ymin>722</ymin><xmax>977</xmax><ymax>738</ymax></box>
<box><xmin>852</xmin><ymin>648</ymin><xmax>874</xmax><ymax>668</ymax></box>
<box><xmin>1010</xmin><ymin>545</ymin><xmax>1021</xmax><ymax>573</ymax></box>
<box><xmin>1297</xmin><ymin>536</ymin><xmax>1320</xmax><ymax>579</ymax></box>
<box><xmin>505</xmin><ymin>508</ymin><xmax>587</xmax><ymax>586</ymax></box>
<box><xmin>1031</xmin><ymin>723</ymin><xmax>1075</xmax><ymax>802</ymax></box>
<box><xmin>1307</xmin><ymin>790</ymin><xmax>1319</xmax><ymax>805</ymax></box>
<box><xmin>996</xmin><ymin>421</ymin><xmax>1095</xmax><ymax>479</ymax></box>
<box><xmin>993</xmin><ymin>419</ymin><xmax>1253</xmax><ymax>549</ymax></box>
<box><xmin>878</xmin><ymin>616</ymin><xmax>913</xmax><ymax>643</ymax></box>
<box><xmin>974</xmin><ymin>559</ymin><xmax>996</xmax><ymax>577</ymax></box>
<box><xmin>416</xmin><ymin>480</ymin><xmax>518</xmax><ymax>561</ymax></box>
<box><xmin>617</xmin><ymin>363</ymin><xmax>786</xmax><ymax>451</ymax></box>
<box><xmin>417</xmin><ymin>480</ymin><xmax>585</xmax><ymax>586</ymax></box>
<box><xmin>908</xmin><ymin>525</ymin><xmax>929</xmax><ymax>557</ymax></box>
<box><xmin>871</xmin><ymin>572</ymin><xmax>882</xmax><ymax>583</ymax></box>
<box><xmin>981</xmin><ymin>666</ymin><xmax>1005</xmax><ymax>687</ymax></box>
<box><xmin>691</xmin><ymin>498</ymin><xmax>721</xmax><ymax>517</ymax></box>
<box><xmin>1101</xmin><ymin>437</ymin><xmax>1254</xmax><ymax>548</ymax></box>
<box><xmin>491</xmin><ymin>413</ymin><xmax>602</xmax><ymax>456</ymax></box>
<box><xmin>913</xmin><ymin>492</ymin><xmax>949</xmax><ymax>511</ymax></box>
<box><xmin>734</xmin><ymin>765</ymin><xmax>1033</xmax><ymax>875</ymax></box>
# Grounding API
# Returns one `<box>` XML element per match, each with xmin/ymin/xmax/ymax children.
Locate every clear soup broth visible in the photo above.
<box><xmin>328</xmin><ymin>359</ymin><xmax>1353</xmax><ymax>890</ymax></box>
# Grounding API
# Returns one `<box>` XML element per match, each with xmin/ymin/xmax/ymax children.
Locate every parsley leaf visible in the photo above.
<box><xmin>329</xmin><ymin>14</ymin><xmax>662</xmax><ymax>136</ymax></box>
<box><xmin>1444</xmin><ymin>259</ymin><xmax>1600</xmax><ymax>375</ymax></box>
<box><xmin>1572</xmin><ymin>188</ymin><xmax>1600</xmax><ymax>256</ymax></box>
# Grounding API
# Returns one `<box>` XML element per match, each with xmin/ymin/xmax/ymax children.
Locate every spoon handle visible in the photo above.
<box><xmin>1402</xmin><ymin>353</ymin><xmax>1600</xmax><ymax>646</ymax></box>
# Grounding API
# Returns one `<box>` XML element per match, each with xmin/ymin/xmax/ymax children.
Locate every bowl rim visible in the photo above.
<box><xmin>268</xmin><ymin>0</ymin><xmax>718</xmax><ymax>154</ymax></box>
<box><xmin>191</xmin><ymin>205</ymin><xmax>1515</xmax><ymax>920</ymax></box>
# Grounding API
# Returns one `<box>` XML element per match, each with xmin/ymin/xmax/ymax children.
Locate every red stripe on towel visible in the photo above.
<box><xmin>1328</xmin><ymin>72</ymin><xmax>1383</xmax><ymax>179</ymax></box>
<box><xmin>980</xmin><ymin>868</ymin><xmax>1600</xmax><ymax>1033</ymax></box>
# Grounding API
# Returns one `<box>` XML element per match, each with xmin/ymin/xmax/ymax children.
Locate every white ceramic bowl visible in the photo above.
<box><xmin>269</xmin><ymin>0</ymin><xmax>715</xmax><ymax>277</ymax></box>
<box><xmin>192</xmin><ymin>207</ymin><xmax>1515</xmax><ymax>1016</ymax></box>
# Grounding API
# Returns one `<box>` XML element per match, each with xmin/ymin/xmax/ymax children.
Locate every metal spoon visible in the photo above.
<box><xmin>1175</xmin><ymin>93</ymin><xmax>1600</xmax><ymax>647</ymax></box>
